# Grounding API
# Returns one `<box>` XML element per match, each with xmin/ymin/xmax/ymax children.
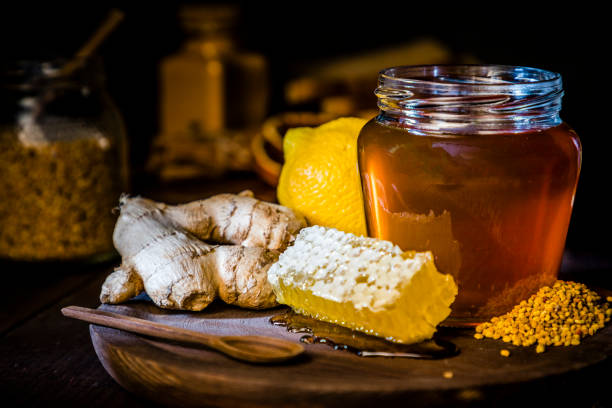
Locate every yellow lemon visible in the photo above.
<box><xmin>277</xmin><ymin>117</ymin><xmax>368</xmax><ymax>236</ymax></box>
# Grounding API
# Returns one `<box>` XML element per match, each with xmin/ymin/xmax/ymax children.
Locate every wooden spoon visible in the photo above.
<box><xmin>62</xmin><ymin>305</ymin><xmax>304</xmax><ymax>364</ymax></box>
<box><xmin>59</xmin><ymin>8</ymin><xmax>125</xmax><ymax>77</ymax></box>
<box><xmin>30</xmin><ymin>9</ymin><xmax>125</xmax><ymax>120</ymax></box>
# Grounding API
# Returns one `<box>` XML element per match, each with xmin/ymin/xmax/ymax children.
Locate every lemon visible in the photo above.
<box><xmin>277</xmin><ymin>117</ymin><xmax>368</xmax><ymax>236</ymax></box>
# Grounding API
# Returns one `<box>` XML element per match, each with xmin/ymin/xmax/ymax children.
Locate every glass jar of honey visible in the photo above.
<box><xmin>357</xmin><ymin>65</ymin><xmax>581</xmax><ymax>325</ymax></box>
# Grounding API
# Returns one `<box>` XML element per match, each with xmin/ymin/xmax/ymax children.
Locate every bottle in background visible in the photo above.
<box><xmin>149</xmin><ymin>4</ymin><xmax>268</xmax><ymax>180</ymax></box>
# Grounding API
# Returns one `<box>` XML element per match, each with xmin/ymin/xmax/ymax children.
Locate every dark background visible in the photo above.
<box><xmin>1</xmin><ymin>2</ymin><xmax>608</xmax><ymax>258</ymax></box>
<box><xmin>1</xmin><ymin>5</ymin><xmax>610</xmax><ymax>406</ymax></box>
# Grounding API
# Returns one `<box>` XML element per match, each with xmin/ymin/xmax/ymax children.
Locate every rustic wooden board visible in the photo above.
<box><xmin>89</xmin><ymin>299</ymin><xmax>612</xmax><ymax>408</ymax></box>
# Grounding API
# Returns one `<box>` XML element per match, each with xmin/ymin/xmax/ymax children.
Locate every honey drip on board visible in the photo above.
<box><xmin>270</xmin><ymin>309</ymin><xmax>459</xmax><ymax>359</ymax></box>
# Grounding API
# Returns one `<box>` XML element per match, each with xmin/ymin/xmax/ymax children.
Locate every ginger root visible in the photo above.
<box><xmin>100</xmin><ymin>191</ymin><xmax>307</xmax><ymax>311</ymax></box>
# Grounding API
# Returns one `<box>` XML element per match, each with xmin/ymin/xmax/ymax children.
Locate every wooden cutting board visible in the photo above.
<box><xmin>90</xmin><ymin>300</ymin><xmax>612</xmax><ymax>408</ymax></box>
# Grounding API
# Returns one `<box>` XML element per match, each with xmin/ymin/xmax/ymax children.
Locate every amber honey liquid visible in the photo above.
<box><xmin>358</xmin><ymin>121</ymin><xmax>581</xmax><ymax>324</ymax></box>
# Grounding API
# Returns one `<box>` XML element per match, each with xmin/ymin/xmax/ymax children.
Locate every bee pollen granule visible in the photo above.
<box><xmin>475</xmin><ymin>281</ymin><xmax>611</xmax><ymax>353</ymax></box>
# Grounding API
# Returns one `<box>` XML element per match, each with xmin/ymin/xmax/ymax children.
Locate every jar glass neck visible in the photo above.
<box><xmin>376</xmin><ymin>65</ymin><xmax>563</xmax><ymax>135</ymax></box>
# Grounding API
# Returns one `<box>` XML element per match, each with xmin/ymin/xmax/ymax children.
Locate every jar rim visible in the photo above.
<box><xmin>1</xmin><ymin>56</ymin><xmax>103</xmax><ymax>90</ymax></box>
<box><xmin>379</xmin><ymin>64</ymin><xmax>562</xmax><ymax>91</ymax></box>
<box><xmin>376</xmin><ymin>64</ymin><xmax>564</xmax><ymax>134</ymax></box>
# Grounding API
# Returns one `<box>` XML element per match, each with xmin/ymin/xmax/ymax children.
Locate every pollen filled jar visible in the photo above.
<box><xmin>0</xmin><ymin>58</ymin><xmax>128</xmax><ymax>262</ymax></box>
<box><xmin>357</xmin><ymin>65</ymin><xmax>581</xmax><ymax>325</ymax></box>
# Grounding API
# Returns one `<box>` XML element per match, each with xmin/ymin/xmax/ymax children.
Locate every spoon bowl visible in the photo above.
<box><xmin>218</xmin><ymin>335</ymin><xmax>305</xmax><ymax>363</ymax></box>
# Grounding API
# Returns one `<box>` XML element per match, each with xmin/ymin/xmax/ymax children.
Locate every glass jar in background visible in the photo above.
<box><xmin>148</xmin><ymin>4</ymin><xmax>268</xmax><ymax>181</ymax></box>
<box><xmin>358</xmin><ymin>65</ymin><xmax>581</xmax><ymax>325</ymax></box>
<box><xmin>0</xmin><ymin>57</ymin><xmax>129</xmax><ymax>262</ymax></box>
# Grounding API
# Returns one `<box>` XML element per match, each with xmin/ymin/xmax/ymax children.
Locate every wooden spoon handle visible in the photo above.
<box><xmin>62</xmin><ymin>305</ymin><xmax>224</xmax><ymax>348</ymax></box>
<box><xmin>59</xmin><ymin>9</ymin><xmax>124</xmax><ymax>76</ymax></box>
<box><xmin>62</xmin><ymin>305</ymin><xmax>303</xmax><ymax>363</ymax></box>
<box><xmin>74</xmin><ymin>9</ymin><xmax>125</xmax><ymax>59</ymax></box>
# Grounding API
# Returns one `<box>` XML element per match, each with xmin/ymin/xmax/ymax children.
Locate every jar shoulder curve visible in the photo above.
<box><xmin>357</xmin><ymin>119</ymin><xmax>582</xmax><ymax>174</ymax></box>
<box><xmin>556</xmin><ymin>121</ymin><xmax>581</xmax><ymax>149</ymax></box>
<box><xmin>359</xmin><ymin>117</ymin><xmax>581</xmax><ymax>145</ymax></box>
<box><xmin>358</xmin><ymin>117</ymin><xmax>379</xmax><ymax>137</ymax></box>
<box><xmin>357</xmin><ymin>117</ymin><xmax>393</xmax><ymax>149</ymax></box>
<box><xmin>553</xmin><ymin>121</ymin><xmax>582</xmax><ymax>173</ymax></box>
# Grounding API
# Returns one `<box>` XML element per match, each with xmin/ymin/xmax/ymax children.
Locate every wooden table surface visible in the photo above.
<box><xmin>1</xmin><ymin>175</ymin><xmax>611</xmax><ymax>407</ymax></box>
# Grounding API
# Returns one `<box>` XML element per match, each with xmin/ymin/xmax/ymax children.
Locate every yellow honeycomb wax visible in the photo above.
<box><xmin>267</xmin><ymin>226</ymin><xmax>458</xmax><ymax>344</ymax></box>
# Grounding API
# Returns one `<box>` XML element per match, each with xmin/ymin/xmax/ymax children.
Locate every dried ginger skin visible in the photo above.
<box><xmin>213</xmin><ymin>246</ymin><xmax>279</xmax><ymax>309</ymax></box>
<box><xmin>100</xmin><ymin>266</ymin><xmax>144</xmax><ymax>304</ymax></box>
<box><xmin>164</xmin><ymin>201</ymin><xmax>215</xmax><ymax>240</ymax></box>
<box><xmin>110</xmin><ymin>196</ymin><xmax>218</xmax><ymax>311</ymax></box>
<box><xmin>101</xmin><ymin>192</ymin><xmax>292</xmax><ymax>311</ymax></box>
<box><xmin>196</xmin><ymin>191</ymin><xmax>308</xmax><ymax>251</ymax></box>
<box><xmin>162</xmin><ymin>190</ymin><xmax>307</xmax><ymax>251</ymax></box>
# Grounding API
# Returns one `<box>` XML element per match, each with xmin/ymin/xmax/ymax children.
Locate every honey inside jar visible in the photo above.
<box><xmin>358</xmin><ymin>65</ymin><xmax>582</xmax><ymax>325</ymax></box>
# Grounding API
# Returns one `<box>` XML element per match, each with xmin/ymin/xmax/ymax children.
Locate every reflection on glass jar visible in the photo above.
<box><xmin>0</xmin><ymin>57</ymin><xmax>128</xmax><ymax>262</ymax></box>
<box><xmin>358</xmin><ymin>65</ymin><xmax>581</xmax><ymax>325</ymax></box>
